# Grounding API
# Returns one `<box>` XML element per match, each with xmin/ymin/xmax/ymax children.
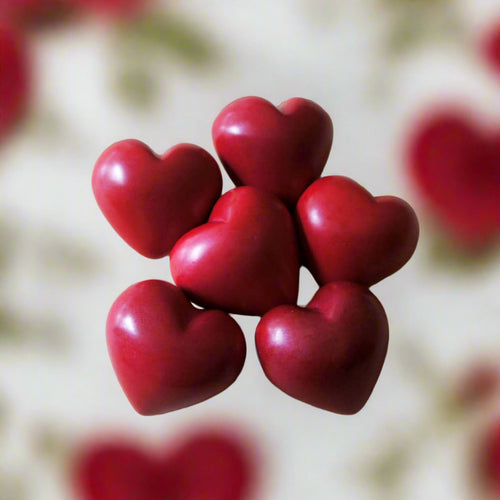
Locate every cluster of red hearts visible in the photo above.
<box><xmin>92</xmin><ymin>96</ymin><xmax>420</xmax><ymax>417</ymax></box>
<box><xmin>72</xmin><ymin>425</ymin><xmax>257</xmax><ymax>500</ymax></box>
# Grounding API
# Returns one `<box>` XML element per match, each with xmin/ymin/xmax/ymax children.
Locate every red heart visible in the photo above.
<box><xmin>255</xmin><ymin>282</ymin><xmax>389</xmax><ymax>414</ymax></box>
<box><xmin>295</xmin><ymin>176</ymin><xmax>419</xmax><ymax>287</ymax></box>
<box><xmin>170</xmin><ymin>186</ymin><xmax>300</xmax><ymax>316</ymax></box>
<box><xmin>72</xmin><ymin>439</ymin><xmax>170</xmax><ymax>500</ymax></box>
<box><xmin>482</xmin><ymin>19</ymin><xmax>500</xmax><ymax>76</ymax></box>
<box><xmin>72</xmin><ymin>426</ymin><xmax>258</xmax><ymax>500</ymax></box>
<box><xmin>406</xmin><ymin>108</ymin><xmax>500</xmax><ymax>250</ymax></box>
<box><xmin>163</xmin><ymin>427</ymin><xmax>258</xmax><ymax>500</ymax></box>
<box><xmin>106</xmin><ymin>279</ymin><xmax>246</xmax><ymax>415</ymax></box>
<box><xmin>212</xmin><ymin>96</ymin><xmax>334</xmax><ymax>208</ymax></box>
<box><xmin>0</xmin><ymin>24</ymin><xmax>30</xmax><ymax>143</ymax></box>
<box><xmin>92</xmin><ymin>139</ymin><xmax>222</xmax><ymax>259</ymax></box>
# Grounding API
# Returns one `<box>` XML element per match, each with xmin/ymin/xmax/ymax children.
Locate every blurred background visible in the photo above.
<box><xmin>0</xmin><ymin>0</ymin><xmax>499</xmax><ymax>498</ymax></box>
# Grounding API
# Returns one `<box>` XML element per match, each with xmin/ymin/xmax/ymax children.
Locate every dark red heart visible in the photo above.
<box><xmin>212</xmin><ymin>96</ymin><xmax>334</xmax><ymax>208</ymax></box>
<box><xmin>296</xmin><ymin>175</ymin><xmax>419</xmax><ymax>287</ymax></box>
<box><xmin>0</xmin><ymin>24</ymin><xmax>30</xmax><ymax>143</ymax></box>
<box><xmin>406</xmin><ymin>108</ymin><xmax>500</xmax><ymax>250</ymax></box>
<box><xmin>255</xmin><ymin>282</ymin><xmax>389</xmax><ymax>414</ymax></box>
<box><xmin>170</xmin><ymin>186</ymin><xmax>300</xmax><ymax>316</ymax></box>
<box><xmin>106</xmin><ymin>279</ymin><xmax>246</xmax><ymax>415</ymax></box>
<box><xmin>92</xmin><ymin>139</ymin><xmax>222</xmax><ymax>259</ymax></box>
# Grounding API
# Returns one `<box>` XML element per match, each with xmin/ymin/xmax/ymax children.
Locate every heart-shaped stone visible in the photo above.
<box><xmin>170</xmin><ymin>186</ymin><xmax>300</xmax><ymax>316</ymax></box>
<box><xmin>406</xmin><ymin>108</ymin><xmax>500</xmax><ymax>250</ymax></box>
<box><xmin>296</xmin><ymin>176</ymin><xmax>419</xmax><ymax>287</ymax></box>
<box><xmin>92</xmin><ymin>139</ymin><xmax>222</xmax><ymax>259</ymax></box>
<box><xmin>255</xmin><ymin>282</ymin><xmax>389</xmax><ymax>414</ymax></box>
<box><xmin>106</xmin><ymin>280</ymin><xmax>246</xmax><ymax>415</ymax></box>
<box><xmin>212</xmin><ymin>96</ymin><xmax>334</xmax><ymax>208</ymax></box>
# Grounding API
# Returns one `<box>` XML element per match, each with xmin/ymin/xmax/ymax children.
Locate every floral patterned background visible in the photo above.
<box><xmin>0</xmin><ymin>0</ymin><xmax>499</xmax><ymax>499</ymax></box>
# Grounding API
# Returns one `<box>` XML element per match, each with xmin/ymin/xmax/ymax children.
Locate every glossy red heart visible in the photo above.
<box><xmin>106</xmin><ymin>279</ymin><xmax>246</xmax><ymax>415</ymax></box>
<box><xmin>296</xmin><ymin>176</ymin><xmax>419</xmax><ymax>287</ymax></box>
<box><xmin>406</xmin><ymin>108</ymin><xmax>500</xmax><ymax>250</ymax></box>
<box><xmin>92</xmin><ymin>139</ymin><xmax>222</xmax><ymax>258</ymax></box>
<box><xmin>170</xmin><ymin>186</ymin><xmax>300</xmax><ymax>316</ymax></box>
<box><xmin>255</xmin><ymin>282</ymin><xmax>389</xmax><ymax>414</ymax></box>
<box><xmin>212</xmin><ymin>96</ymin><xmax>334</xmax><ymax>208</ymax></box>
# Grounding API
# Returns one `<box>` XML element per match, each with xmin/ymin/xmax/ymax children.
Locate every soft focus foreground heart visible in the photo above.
<box><xmin>106</xmin><ymin>280</ymin><xmax>246</xmax><ymax>415</ymax></box>
<box><xmin>92</xmin><ymin>139</ymin><xmax>222</xmax><ymax>258</ymax></box>
<box><xmin>164</xmin><ymin>427</ymin><xmax>258</xmax><ymax>500</ymax></box>
<box><xmin>170</xmin><ymin>186</ymin><xmax>300</xmax><ymax>316</ymax></box>
<box><xmin>72</xmin><ymin>440</ymin><xmax>170</xmax><ymax>500</ymax></box>
<box><xmin>212</xmin><ymin>96</ymin><xmax>334</xmax><ymax>208</ymax></box>
<box><xmin>255</xmin><ymin>282</ymin><xmax>389</xmax><ymax>414</ymax></box>
<box><xmin>0</xmin><ymin>24</ymin><xmax>30</xmax><ymax>142</ymax></box>
<box><xmin>72</xmin><ymin>426</ymin><xmax>257</xmax><ymax>500</ymax></box>
<box><xmin>296</xmin><ymin>176</ymin><xmax>419</xmax><ymax>287</ymax></box>
<box><xmin>406</xmin><ymin>109</ymin><xmax>500</xmax><ymax>250</ymax></box>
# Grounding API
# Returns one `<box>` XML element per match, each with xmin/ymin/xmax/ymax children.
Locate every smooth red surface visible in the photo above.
<box><xmin>406</xmin><ymin>109</ymin><xmax>500</xmax><ymax>250</ymax></box>
<box><xmin>170</xmin><ymin>186</ymin><xmax>300</xmax><ymax>316</ymax></box>
<box><xmin>0</xmin><ymin>24</ymin><xmax>29</xmax><ymax>142</ymax></box>
<box><xmin>255</xmin><ymin>282</ymin><xmax>389</xmax><ymax>414</ymax></box>
<box><xmin>296</xmin><ymin>176</ymin><xmax>419</xmax><ymax>287</ymax></box>
<box><xmin>106</xmin><ymin>280</ymin><xmax>246</xmax><ymax>415</ymax></box>
<box><xmin>164</xmin><ymin>428</ymin><xmax>257</xmax><ymax>500</ymax></box>
<box><xmin>72</xmin><ymin>440</ymin><xmax>170</xmax><ymax>500</ymax></box>
<box><xmin>212</xmin><ymin>96</ymin><xmax>333</xmax><ymax>208</ymax></box>
<box><xmin>92</xmin><ymin>139</ymin><xmax>222</xmax><ymax>258</ymax></box>
<box><xmin>72</xmin><ymin>426</ymin><xmax>257</xmax><ymax>500</ymax></box>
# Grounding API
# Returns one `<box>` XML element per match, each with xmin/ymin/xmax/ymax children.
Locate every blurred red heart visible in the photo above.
<box><xmin>296</xmin><ymin>176</ymin><xmax>419</xmax><ymax>287</ymax></box>
<box><xmin>92</xmin><ymin>139</ymin><xmax>222</xmax><ymax>258</ymax></box>
<box><xmin>212</xmin><ymin>96</ymin><xmax>333</xmax><ymax>208</ymax></box>
<box><xmin>478</xmin><ymin>419</ymin><xmax>500</xmax><ymax>496</ymax></box>
<box><xmin>482</xmin><ymin>19</ymin><xmax>500</xmax><ymax>76</ymax></box>
<box><xmin>106</xmin><ymin>280</ymin><xmax>246</xmax><ymax>415</ymax></box>
<box><xmin>0</xmin><ymin>24</ymin><xmax>30</xmax><ymax>143</ymax></box>
<box><xmin>72</xmin><ymin>440</ymin><xmax>170</xmax><ymax>500</ymax></box>
<box><xmin>72</xmin><ymin>426</ymin><xmax>258</xmax><ymax>500</ymax></box>
<box><xmin>406</xmin><ymin>109</ymin><xmax>500</xmax><ymax>250</ymax></box>
<box><xmin>255</xmin><ymin>282</ymin><xmax>389</xmax><ymax>414</ymax></box>
<box><xmin>163</xmin><ymin>427</ymin><xmax>258</xmax><ymax>500</ymax></box>
<box><xmin>170</xmin><ymin>186</ymin><xmax>300</xmax><ymax>316</ymax></box>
